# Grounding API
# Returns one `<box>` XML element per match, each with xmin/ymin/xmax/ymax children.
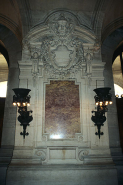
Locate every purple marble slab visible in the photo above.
<box><xmin>45</xmin><ymin>81</ymin><xmax>80</xmax><ymax>139</ymax></box>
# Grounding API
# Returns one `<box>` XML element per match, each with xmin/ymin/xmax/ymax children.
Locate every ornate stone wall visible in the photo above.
<box><xmin>4</xmin><ymin>9</ymin><xmax>120</xmax><ymax>185</ymax></box>
<box><xmin>9</xmin><ymin>11</ymin><xmax>113</xmax><ymax>166</ymax></box>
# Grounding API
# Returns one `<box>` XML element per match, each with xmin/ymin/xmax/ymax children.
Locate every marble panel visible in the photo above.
<box><xmin>45</xmin><ymin>81</ymin><xmax>80</xmax><ymax>139</ymax></box>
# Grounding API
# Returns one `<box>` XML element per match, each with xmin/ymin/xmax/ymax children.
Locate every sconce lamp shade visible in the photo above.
<box><xmin>93</xmin><ymin>87</ymin><xmax>111</xmax><ymax>96</ymax></box>
<box><xmin>93</xmin><ymin>87</ymin><xmax>112</xmax><ymax>106</ymax></box>
<box><xmin>12</xmin><ymin>88</ymin><xmax>31</xmax><ymax>107</ymax></box>
<box><xmin>12</xmin><ymin>88</ymin><xmax>31</xmax><ymax>97</ymax></box>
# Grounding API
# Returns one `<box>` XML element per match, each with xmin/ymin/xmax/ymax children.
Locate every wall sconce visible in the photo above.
<box><xmin>12</xmin><ymin>88</ymin><xmax>33</xmax><ymax>139</ymax></box>
<box><xmin>91</xmin><ymin>87</ymin><xmax>113</xmax><ymax>139</ymax></box>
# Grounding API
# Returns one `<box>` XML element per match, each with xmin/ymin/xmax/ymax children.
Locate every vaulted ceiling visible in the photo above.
<box><xmin>0</xmin><ymin>0</ymin><xmax>123</xmax><ymax>44</ymax></box>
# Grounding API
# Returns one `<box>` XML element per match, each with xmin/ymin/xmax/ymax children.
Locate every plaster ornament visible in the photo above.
<box><xmin>79</xmin><ymin>135</ymin><xmax>83</xmax><ymax>141</ymax></box>
<box><xmin>32</xmin><ymin>52</ymin><xmax>39</xmax><ymax>59</ymax></box>
<box><xmin>40</xmin><ymin>36</ymin><xmax>86</xmax><ymax>79</ymax></box>
<box><xmin>48</xmin><ymin>13</ymin><xmax>74</xmax><ymax>37</ymax></box>
<box><xmin>31</xmin><ymin>58</ymin><xmax>39</xmax><ymax>86</ymax></box>
<box><xmin>35</xmin><ymin>150</ymin><xmax>46</xmax><ymax>161</ymax></box>
<box><xmin>78</xmin><ymin>150</ymin><xmax>89</xmax><ymax>161</ymax></box>
<box><xmin>87</xmin><ymin>75</ymin><xmax>92</xmax><ymax>87</ymax></box>
<box><xmin>42</xmin><ymin>136</ymin><xmax>47</xmax><ymax>141</ymax></box>
<box><xmin>86</xmin><ymin>53</ymin><xmax>92</xmax><ymax>61</ymax></box>
<box><xmin>93</xmin><ymin>39</ymin><xmax>101</xmax><ymax>52</ymax></box>
<box><xmin>22</xmin><ymin>11</ymin><xmax>99</xmax><ymax>81</ymax></box>
<box><xmin>22</xmin><ymin>39</ymin><xmax>30</xmax><ymax>50</ymax></box>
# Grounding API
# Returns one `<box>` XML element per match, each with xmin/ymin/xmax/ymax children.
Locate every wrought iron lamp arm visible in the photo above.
<box><xmin>12</xmin><ymin>88</ymin><xmax>33</xmax><ymax>139</ymax></box>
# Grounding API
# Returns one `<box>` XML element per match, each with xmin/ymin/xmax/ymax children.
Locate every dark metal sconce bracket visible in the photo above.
<box><xmin>18</xmin><ymin>107</ymin><xmax>33</xmax><ymax>139</ymax></box>
<box><xmin>92</xmin><ymin>87</ymin><xmax>112</xmax><ymax>139</ymax></box>
<box><xmin>91</xmin><ymin>109</ymin><xmax>106</xmax><ymax>139</ymax></box>
<box><xmin>12</xmin><ymin>88</ymin><xmax>33</xmax><ymax>139</ymax></box>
